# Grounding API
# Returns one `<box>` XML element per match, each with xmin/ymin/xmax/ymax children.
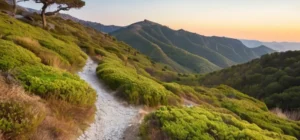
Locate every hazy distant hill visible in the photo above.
<box><xmin>252</xmin><ymin>45</ymin><xmax>276</xmax><ymax>56</ymax></box>
<box><xmin>23</xmin><ymin>7</ymin><xmax>122</xmax><ymax>33</ymax></box>
<box><xmin>59</xmin><ymin>14</ymin><xmax>122</xmax><ymax>33</ymax></box>
<box><xmin>241</xmin><ymin>39</ymin><xmax>300</xmax><ymax>52</ymax></box>
<box><xmin>112</xmin><ymin>20</ymin><xmax>275</xmax><ymax>73</ymax></box>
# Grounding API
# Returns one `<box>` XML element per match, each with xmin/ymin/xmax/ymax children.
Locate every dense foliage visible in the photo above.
<box><xmin>200</xmin><ymin>51</ymin><xmax>300</xmax><ymax>111</ymax></box>
<box><xmin>141</xmin><ymin>106</ymin><xmax>296</xmax><ymax>140</ymax></box>
<box><xmin>112</xmin><ymin>20</ymin><xmax>275</xmax><ymax>73</ymax></box>
<box><xmin>0</xmin><ymin>39</ymin><xmax>96</xmax><ymax>106</ymax></box>
<box><xmin>15</xmin><ymin>65</ymin><xmax>96</xmax><ymax>106</ymax></box>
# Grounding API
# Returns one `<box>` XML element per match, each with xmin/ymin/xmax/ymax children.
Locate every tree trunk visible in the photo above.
<box><xmin>12</xmin><ymin>0</ymin><xmax>17</xmax><ymax>16</ymax></box>
<box><xmin>41</xmin><ymin>4</ymin><xmax>48</xmax><ymax>28</ymax></box>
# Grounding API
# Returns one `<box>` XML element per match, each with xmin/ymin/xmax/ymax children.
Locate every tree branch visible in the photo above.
<box><xmin>45</xmin><ymin>6</ymin><xmax>70</xmax><ymax>16</ymax></box>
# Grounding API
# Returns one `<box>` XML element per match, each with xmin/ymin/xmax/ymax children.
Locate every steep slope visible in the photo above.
<box><xmin>112</xmin><ymin>21</ymin><xmax>221</xmax><ymax>73</ymax></box>
<box><xmin>200</xmin><ymin>51</ymin><xmax>300</xmax><ymax>111</ymax></box>
<box><xmin>0</xmin><ymin>12</ymin><xmax>97</xmax><ymax>139</ymax></box>
<box><xmin>112</xmin><ymin>20</ymin><xmax>274</xmax><ymax>73</ymax></box>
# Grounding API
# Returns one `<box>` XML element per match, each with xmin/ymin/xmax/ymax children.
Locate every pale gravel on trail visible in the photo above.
<box><xmin>78</xmin><ymin>58</ymin><xmax>140</xmax><ymax>140</ymax></box>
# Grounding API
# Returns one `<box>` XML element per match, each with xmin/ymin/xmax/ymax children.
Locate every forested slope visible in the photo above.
<box><xmin>200</xmin><ymin>51</ymin><xmax>300</xmax><ymax>111</ymax></box>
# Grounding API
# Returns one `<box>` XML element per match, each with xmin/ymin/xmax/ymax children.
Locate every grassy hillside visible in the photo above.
<box><xmin>112</xmin><ymin>20</ymin><xmax>275</xmax><ymax>74</ymax></box>
<box><xmin>141</xmin><ymin>85</ymin><xmax>300</xmax><ymax>140</ymax></box>
<box><xmin>200</xmin><ymin>51</ymin><xmax>300</xmax><ymax>112</ymax></box>
<box><xmin>0</xmin><ymin>11</ymin><xmax>99</xmax><ymax>139</ymax></box>
<box><xmin>0</xmin><ymin>5</ymin><xmax>194</xmax><ymax>138</ymax></box>
<box><xmin>0</xmin><ymin>2</ymin><xmax>299</xmax><ymax>140</ymax></box>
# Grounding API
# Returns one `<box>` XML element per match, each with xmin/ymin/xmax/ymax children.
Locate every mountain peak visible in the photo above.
<box><xmin>140</xmin><ymin>19</ymin><xmax>159</xmax><ymax>25</ymax></box>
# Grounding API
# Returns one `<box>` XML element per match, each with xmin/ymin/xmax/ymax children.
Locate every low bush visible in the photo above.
<box><xmin>141</xmin><ymin>106</ymin><xmax>296</xmax><ymax>140</ymax></box>
<box><xmin>14</xmin><ymin>37</ymin><xmax>71</xmax><ymax>69</ymax></box>
<box><xmin>0</xmin><ymin>40</ymin><xmax>40</xmax><ymax>71</ymax></box>
<box><xmin>14</xmin><ymin>65</ymin><xmax>96</xmax><ymax>106</ymax></box>
<box><xmin>0</xmin><ymin>13</ymin><xmax>87</xmax><ymax>71</ymax></box>
<box><xmin>97</xmin><ymin>57</ymin><xmax>180</xmax><ymax>106</ymax></box>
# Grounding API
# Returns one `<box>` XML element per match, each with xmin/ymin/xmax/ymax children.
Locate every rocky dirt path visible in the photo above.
<box><xmin>78</xmin><ymin>58</ymin><xmax>141</xmax><ymax>140</ymax></box>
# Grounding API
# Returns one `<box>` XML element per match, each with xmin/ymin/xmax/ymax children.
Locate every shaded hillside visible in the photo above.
<box><xmin>252</xmin><ymin>45</ymin><xmax>276</xmax><ymax>56</ymax></box>
<box><xmin>112</xmin><ymin>20</ymin><xmax>274</xmax><ymax>73</ymax></box>
<box><xmin>200</xmin><ymin>51</ymin><xmax>300</xmax><ymax>111</ymax></box>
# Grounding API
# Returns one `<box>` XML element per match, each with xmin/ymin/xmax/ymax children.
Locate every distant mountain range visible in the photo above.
<box><xmin>59</xmin><ymin>14</ymin><xmax>122</xmax><ymax>33</ymax></box>
<box><xmin>23</xmin><ymin>7</ymin><xmax>122</xmax><ymax>33</ymax></box>
<box><xmin>111</xmin><ymin>20</ymin><xmax>275</xmax><ymax>73</ymax></box>
<box><xmin>241</xmin><ymin>39</ymin><xmax>300</xmax><ymax>52</ymax></box>
<box><xmin>20</xmin><ymin>7</ymin><xmax>276</xmax><ymax>74</ymax></box>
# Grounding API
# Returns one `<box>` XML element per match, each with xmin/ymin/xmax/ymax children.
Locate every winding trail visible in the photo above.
<box><xmin>78</xmin><ymin>58</ymin><xmax>140</xmax><ymax>140</ymax></box>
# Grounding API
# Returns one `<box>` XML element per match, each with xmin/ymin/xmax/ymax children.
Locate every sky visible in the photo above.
<box><xmin>19</xmin><ymin>0</ymin><xmax>300</xmax><ymax>42</ymax></box>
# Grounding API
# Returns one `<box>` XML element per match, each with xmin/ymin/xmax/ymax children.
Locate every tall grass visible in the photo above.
<box><xmin>0</xmin><ymin>75</ymin><xmax>45</xmax><ymax>139</ymax></box>
<box><xmin>271</xmin><ymin>108</ymin><xmax>300</xmax><ymax>121</ymax></box>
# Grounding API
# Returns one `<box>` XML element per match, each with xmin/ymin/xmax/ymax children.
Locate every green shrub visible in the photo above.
<box><xmin>0</xmin><ymin>40</ymin><xmax>41</xmax><ymax>71</ymax></box>
<box><xmin>0</xmin><ymin>102</ymin><xmax>44</xmax><ymax>139</ymax></box>
<box><xmin>0</xmin><ymin>13</ymin><xmax>87</xmax><ymax>71</ymax></box>
<box><xmin>217</xmin><ymin>86</ymin><xmax>300</xmax><ymax>138</ymax></box>
<box><xmin>96</xmin><ymin>57</ymin><xmax>180</xmax><ymax>106</ymax></box>
<box><xmin>141</xmin><ymin>106</ymin><xmax>296</xmax><ymax>140</ymax></box>
<box><xmin>14</xmin><ymin>37</ymin><xmax>71</xmax><ymax>69</ymax></box>
<box><xmin>14</xmin><ymin>65</ymin><xmax>96</xmax><ymax>106</ymax></box>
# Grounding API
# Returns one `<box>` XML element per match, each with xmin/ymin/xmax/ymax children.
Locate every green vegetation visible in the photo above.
<box><xmin>0</xmin><ymin>39</ymin><xmax>95</xmax><ymax>106</ymax></box>
<box><xmin>0</xmin><ymin>76</ymin><xmax>45</xmax><ymax>140</ymax></box>
<box><xmin>0</xmin><ymin>40</ymin><xmax>40</xmax><ymax>71</ymax></box>
<box><xmin>0</xmin><ymin>0</ymin><xmax>11</xmax><ymax>11</ymax></box>
<box><xmin>97</xmin><ymin>57</ymin><xmax>179</xmax><ymax>106</ymax></box>
<box><xmin>0</xmin><ymin>13</ymin><xmax>87</xmax><ymax>71</ymax></box>
<box><xmin>112</xmin><ymin>20</ymin><xmax>275</xmax><ymax>73</ymax></box>
<box><xmin>141</xmin><ymin>85</ymin><xmax>300</xmax><ymax>139</ymax></box>
<box><xmin>15</xmin><ymin>65</ymin><xmax>96</xmax><ymax>106</ymax></box>
<box><xmin>141</xmin><ymin>106</ymin><xmax>296</xmax><ymax>140</ymax></box>
<box><xmin>0</xmin><ymin>1</ymin><xmax>298</xmax><ymax>140</ymax></box>
<box><xmin>0</xmin><ymin>10</ymin><xmax>97</xmax><ymax>139</ymax></box>
<box><xmin>200</xmin><ymin>51</ymin><xmax>300</xmax><ymax>111</ymax></box>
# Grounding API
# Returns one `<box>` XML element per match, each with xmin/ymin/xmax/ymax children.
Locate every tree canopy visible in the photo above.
<box><xmin>32</xmin><ymin>0</ymin><xmax>85</xmax><ymax>27</ymax></box>
<box><xmin>199</xmin><ymin>51</ymin><xmax>300</xmax><ymax>111</ymax></box>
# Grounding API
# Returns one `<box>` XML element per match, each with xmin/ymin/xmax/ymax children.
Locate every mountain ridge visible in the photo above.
<box><xmin>112</xmin><ymin>19</ymin><xmax>275</xmax><ymax>73</ymax></box>
<box><xmin>23</xmin><ymin>7</ymin><xmax>123</xmax><ymax>33</ymax></box>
